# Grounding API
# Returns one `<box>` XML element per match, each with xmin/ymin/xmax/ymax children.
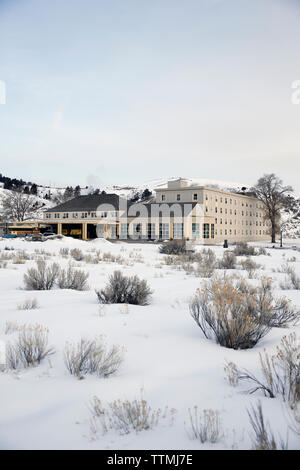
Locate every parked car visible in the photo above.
<box><xmin>43</xmin><ymin>232</ymin><xmax>55</xmax><ymax>237</ymax></box>
<box><xmin>31</xmin><ymin>234</ymin><xmax>44</xmax><ymax>242</ymax></box>
<box><xmin>3</xmin><ymin>234</ymin><xmax>17</xmax><ymax>239</ymax></box>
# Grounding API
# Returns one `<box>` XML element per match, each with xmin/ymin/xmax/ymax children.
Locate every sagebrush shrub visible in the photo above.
<box><xmin>159</xmin><ymin>239</ymin><xmax>187</xmax><ymax>255</ymax></box>
<box><xmin>247</xmin><ymin>401</ymin><xmax>287</xmax><ymax>450</ymax></box>
<box><xmin>186</xmin><ymin>407</ymin><xmax>222</xmax><ymax>443</ymax></box>
<box><xmin>280</xmin><ymin>266</ymin><xmax>300</xmax><ymax>290</ymax></box>
<box><xmin>90</xmin><ymin>390</ymin><xmax>175</xmax><ymax>435</ymax></box>
<box><xmin>233</xmin><ymin>242</ymin><xmax>257</xmax><ymax>256</ymax></box>
<box><xmin>190</xmin><ymin>278</ymin><xmax>270</xmax><ymax>349</ymax></box>
<box><xmin>239</xmin><ymin>257</ymin><xmax>261</xmax><ymax>278</ymax></box>
<box><xmin>57</xmin><ymin>264</ymin><xmax>89</xmax><ymax>290</ymax></box>
<box><xmin>24</xmin><ymin>260</ymin><xmax>60</xmax><ymax>290</ymax></box>
<box><xmin>17</xmin><ymin>298</ymin><xmax>39</xmax><ymax>310</ymax></box>
<box><xmin>70</xmin><ymin>248</ymin><xmax>84</xmax><ymax>261</ymax></box>
<box><xmin>218</xmin><ymin>251</ymin><xmax>237</xmax><ymax>269</ymax></box>
<box><xmin>64</xmin><ymin>338</ymin><xmax>123</xmax><ymax>379</ymax></box>
<box><xmin>96</xmin><ymin>270</ymin><xmax>152</xmax><ymax>305</ymax></box>
<box><xmin>235</xmin><ymin>333</ymin><xmax>300</xmax><ymax>407</ymax></box>
<box><xmin>6</xmin><ymin>324</ymin><xmax>54</xmax><ymax>369</ymax></box>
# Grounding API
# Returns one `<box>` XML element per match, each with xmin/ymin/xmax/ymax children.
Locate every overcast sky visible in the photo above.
<box><xmin>0</xmin><ymin>0</ymin><xmax>300</xmax><ymax>192</ymax></box>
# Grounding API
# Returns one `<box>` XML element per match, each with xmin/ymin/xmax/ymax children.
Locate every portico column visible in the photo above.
<box><xmin>82</xmin><ymin>223</ymin><xmax>88</xmax><ymax>240</ymax></box>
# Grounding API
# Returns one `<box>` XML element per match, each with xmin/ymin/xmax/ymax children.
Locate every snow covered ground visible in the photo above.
<box><xmin>0</xmin><ymin>236</ymin><xmax>300</xmax><ymax>450</ymax></box>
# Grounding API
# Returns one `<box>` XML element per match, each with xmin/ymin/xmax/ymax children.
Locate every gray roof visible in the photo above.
<box><xmin>46</xmin><ymin>194</ymin><xmax>124</xmax><ymax>212</ymax></box>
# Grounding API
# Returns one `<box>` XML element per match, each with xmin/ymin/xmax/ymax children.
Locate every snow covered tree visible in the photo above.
<box><xmin>0</xmin><ymin>190</ymin><xmax>45</xmax><ymax>221</ymax></box>
<box><xmin>251</xmin><ymin>174</ymin><xmax>293</xmax><ymax>243</ymax></box>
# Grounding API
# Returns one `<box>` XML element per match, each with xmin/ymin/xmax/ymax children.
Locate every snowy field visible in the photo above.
<box><xmin>0</xmin><ymin>236</ymin><xmax>300</xmax><ymax>450</ymax></box>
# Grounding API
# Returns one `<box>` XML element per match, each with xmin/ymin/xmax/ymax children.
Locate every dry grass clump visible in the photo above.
<box><xmin>235</xmin><ymin>334</ymin><xmax>300</xmax><ymax>407</ymax></box>
<box><xmin>190</xmin><ymin>278</ymin><xmax>270</xmax><ymax>349</ymax></box>
<box><xmin>70</xmin><ymin>248</ymin><xmax>85</xmax><ymax>261</ymax></box>
<box><xmin>159</xmin><ymin>239</ymin><xmax>188</xmax><ymax>255</ymax></box>
<box><xmin>6</xmin><ymin>324</ymin><xmax>54</xmax><ymax>369</ymax></box>
<box><xmin>218</xmin><ymin>251</ymin><xmax>237</xmax><ymax>270</ymax></box>
<box><xmin>186</xmin><ymin>407</ymin><xmax>222</xmax><ymax>444</ymax></box>
<box><xmin>57</xmin><ymin>264</ymin><xmax>89</xmax><ymax>290</ymax></box>
<box><xmin>247</xmin><ymin>401</ymin><xmax>288</xmax><ymax>450</ymax></box>
<box><xmin>64</xmin><ymin>338</ymin><xmax>123</xmax><ymax>379</ymax></box>
<box><xmin>224</xmin><ymin>361</ymin><xmax>239</xmax><ymax>387</ymax></box>
<box><xmin>96</xmin><ymin>270</ymin><xmax>152</xmax><ymax>306</ymax></box>
<box><xmin>17</xmin><ymin>298</ymin><xmax>39</xmax><ymax>310</ymax></box>
<box><xmin>24</xmin><ymin>260</ymin><xmax>60</xmax><ymax>290</ymax></box>
<box><xmin>90</xmin><ymin>390</ymin><xmax>176</xmax><ymax>435</ymax></box>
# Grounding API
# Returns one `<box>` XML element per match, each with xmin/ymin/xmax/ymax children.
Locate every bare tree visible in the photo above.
<box><xmin>251</xmin><ymin>174</ymin><xmax>293</xmax><ymax>243</ymax></box>
<box><xmin>0</xmin><ymin>190</ymin><xmax>45</xmax><ymax>222</ymax></box>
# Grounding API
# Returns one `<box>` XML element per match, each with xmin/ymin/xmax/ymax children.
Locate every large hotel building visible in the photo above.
<box><xmin>42</xmin><ymin>179</ymin><xmax>270</xmax><ymax>244</ymax></box>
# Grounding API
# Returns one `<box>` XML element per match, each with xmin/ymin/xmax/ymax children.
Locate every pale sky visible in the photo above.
<box><xmin>0</xmin><ymin>0</ymin><xmax>300</xmax><ymax>192</ymax></box>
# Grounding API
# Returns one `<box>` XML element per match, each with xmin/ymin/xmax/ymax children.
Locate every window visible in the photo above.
<box><xmin>215</xmin><ymin>207</ymin><xmax>218</xmax><ymax>213</ymax></box>
<box><xmin>193</xmin><ymin>193</ymin><xmax>198</xmax><ymax>201</ymax></box>
<box><xmin>203</xmin><ymin>223</ymin><xmax>209</xmax><ymax>239</ymax></box>
<box><xmin>173</xmin><ymin>223</ymin><xmax>184</xmax><ymax>239</ymax></box>
<box><xmin>159</xmin><ymin>223</ymin><xmax>169</xmax><ymax>239</ymax></box>
<box><xmin>147</xmin><ymin>223</ymin><xmax>156</xmax><ymax>239</ymax></box>
<box><xmin>192</xmin><ymin>223</ymin><xmax>200</xmax><ymax>239</ymax></box>
<box><xmin>211</xmin><ymin>224</ymin><xmax>214</xmax><ymax>239</ymax></box>
<box><xmin>161</xmin><ymin>194</ymin><xmax>166</xmax><ymax>201</ymax></box>
<box><xmin>176</xmin><ymin>194</ymin><xmax>181</xmax><ymax>201</ymax></box>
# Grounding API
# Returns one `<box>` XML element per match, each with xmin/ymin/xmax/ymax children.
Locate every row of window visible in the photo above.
<box><xmin>119</xmin><ymin>223</ymin><xmax>214</xmax><ymax>239</ymax></box>
<box><xmin>214</xmin><ymin>218</ymin><xmax>267</xmax><ymax>226</ymax></box>
<box><xmin>45</xmin><ymin>212</ymin><xmax>118</xmax><ymax>219</ymax></box>
<box><xmin>160</xmin><ymin>192</ymin><xmax>264</xmax><ymax>209</ymax></box>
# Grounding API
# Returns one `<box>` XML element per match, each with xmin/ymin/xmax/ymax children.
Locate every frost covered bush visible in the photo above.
<box><xmin>190</xmin><ymin>278</ymin><xmax>270</xmax><ymax>349</ymax></box>
<box><xmin>280</xmin><ymin>266</ymin><xmax>300</xmax><ymax>290</ymax></box>
<box><xmin>218</xmin><ymin>251</ymin><xmax>237</xmax><ymax>269</ymax></box>
<box><xmin>57</xmin><ymin>264</ymin><xmax>89</xmax><ymax>290</ymax></box>
<box><xmin>234</xmin><ymin>333</ymin><xmax>300</xmax><ymax>407</ymax></box>
<box><xmin>6</xmin><ymin>324</ymin><xmax>54</xmax><ymax>369</ymax></box>
<box><xmin>239</xmin><ymin>257</ymin><xmax>261</xmax><ymax>278</ymax></box>
<box><xmin>70</xmin><ymin>248</ymin><xmax>84</xmax><ymax>261</ymax></box>
<box><xmin>64</xmin><ymin>338</ymin><xmax>123</xmax><ymax>379</ymax></box>
<box><xmin>186</xmin><ymin>407</ymin><xmax>222</xmax><ymax>444</ymax></box>
<box><xmin>96</xmin><ymin>270</ymin><xmax>152</xmax><ymax>305</ymax></box>
<box><xmin>159</xmin><ymin>239</ymin><xmax>187</xmax><ymax>255</ymax></box>
<box><xmin>24</xmin><ymin>260</ymin><xmax>60</xmax><ymax>290</ymax></box>
<box><xmin>242</xmin><ymin>277</ymin><xmax>299</xmax><ymax>328</ymax></box>
<box><xmin>195</xmin><ymin>249</ymin><xmax>216</xmax><ymax>278</ymax></box>
<box><xmin>90</xmin><ymin>391</ymin><xmax>175</xmax><ymax>436</ymax></box>
<box><xmin>233</xmin><ymin>242</ymin><xmax>257</xmax><ymax>256</ymax></box>
<box><xmin>247</xmin><ymin>402</ymin><xmax>287</xmax><ymax>450</ymax></box>
<box><xmin>17</xmin><ymin>298</ymin><xmax>39</xmax><ymax>310</ymax></box>
<box><xmin>59</xmin><ymin>247</ymin><xmax>69</xmax><ymax>257</ymax></box>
